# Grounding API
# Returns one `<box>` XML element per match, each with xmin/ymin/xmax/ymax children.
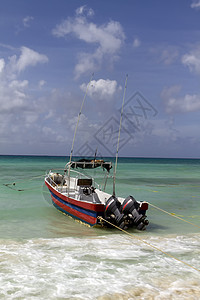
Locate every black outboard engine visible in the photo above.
<box><xmin>104</xmin><ymin>196</ymin><xmax>124</xmax><ymax>228</ymax></box>
<box><xmin>121</xmin><ymin>195</ymin><xmax>149</xmax><ymax>230</ymax></box>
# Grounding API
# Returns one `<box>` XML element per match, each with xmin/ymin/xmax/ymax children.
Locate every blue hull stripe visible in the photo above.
<box><xmin>53</xmin><ymin>202</ymin><xmax>95</xmax><ymax>226</ymax></box>
<box><xmin>49</xmin><ymin>190</ymin><xmax>98</xmax><ymax>218</ymax></box>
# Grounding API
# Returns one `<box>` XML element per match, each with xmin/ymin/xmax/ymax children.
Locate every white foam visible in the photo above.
<box><xmin>0</xmin><ymin>234</ymin><xmax>199</xmax><ymax>299</ymax></box>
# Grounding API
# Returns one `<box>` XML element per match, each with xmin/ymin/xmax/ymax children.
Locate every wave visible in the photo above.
<box><xmin>0</xmin><ymin>234</ymin><xmax>199</xmax><ymax>299</ymax></box>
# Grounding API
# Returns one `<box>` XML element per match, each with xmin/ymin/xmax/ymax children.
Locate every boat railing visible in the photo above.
<box><xmin>46</xmin><ymin>174</ymin><xmax>59</xmax><ymax>189</ymax></box>
<box><xmin>67</xmin><ymin>168</ymin><xmax>100</xmax><ymax>190</ymax></box>
<box><xmin>46</xmin><ymin>168</ymin><xmax>100</xmax><ymax>192</ymax></box>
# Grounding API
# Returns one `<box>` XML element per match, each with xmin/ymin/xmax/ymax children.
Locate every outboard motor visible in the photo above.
<box><xmin>104</xmin><ymin>196</ymin><xmax>124</xmax><ymax>228</ymax></box>
<box><xmin>121</xmin><ymin>195</ymin><xmax>149</xmax><ymax>230</ymax></box>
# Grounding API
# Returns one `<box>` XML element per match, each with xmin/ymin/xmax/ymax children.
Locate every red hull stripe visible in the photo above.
<box><xmin>45</xmin><ymin>180</ymin><xmax>104</xmax><ymax>212</ymax></box>
<box><xmin>51</xmin><ymin>195</ymin><xmax>97</xmax><ymax>226</ymax></box>
<box><xmin>51</xmin><ymin>190</ymin><xmax>98</xmax><ymax>218</ymax></box>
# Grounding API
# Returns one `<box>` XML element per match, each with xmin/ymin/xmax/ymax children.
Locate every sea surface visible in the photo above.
<box><xmin>0</xmin><ymin>155</ymin><xmax>200</xmax><ymax>299</ymax></box>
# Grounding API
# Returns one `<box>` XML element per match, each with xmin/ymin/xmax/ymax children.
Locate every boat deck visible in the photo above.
<box><xmin>56</xmin><ymin>187</ymin><xmax>110</xmax><ymax>204</ymax></box>
<box><xmin>46</xmin><ymin>174</ymin><xmax>125</xmax><ymax>205</ymax></box>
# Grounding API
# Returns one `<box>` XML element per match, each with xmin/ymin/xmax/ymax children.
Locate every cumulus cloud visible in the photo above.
<box><xmin>75</xmin><ymin>52</ymin><xmax>97</xmax><ymax>77</ymax></box>
<box><xmin>80</xmin><ymin>79</ymin><xmax>121</xmax><ymax>100</ymax></box>
<box><xmin>0</xmin><ymin>47</ymin><xmax>97</xmax><ymax>154</ymax></box>
<box><xmin>182</xmin><ymin>47</ymin><xmax>200</xmax><ymax>73</ymax></box>
<box><xmin>13</xmin><ymin>46</ymin><xmax>48</xmax><ymax>73</ymax></box>
<box><xmin>0</xmin><ymin>58</ymin><xmax>5</xmax><ymax>72</ymax></box>
<box><xmin>191</xmin><ymin>0</ymin><xmax>200</xmax><ymax>9</ymax></box>
<box><xmin>161</xmin><ymin>85</ymin><xmax>200</xmax><ymax>113</ymax></box>
<box><xmin>0</xmin><ymin>76</ymin><xmax>28</xmax><ymax>112</ymax></box>
<box><xmin>0</xmin><ymin>46</ymin><xmax>49</xmax><ymax>145</ymax></box>
<box><xmin>0</xmin><ymin>47</ymin><xmax>48</xmax><ymax>113</ymax></box>
<box><xmin>52</xmin><ymin>6</ymin><xmax>125</xmax><ymax>77</ymax></box>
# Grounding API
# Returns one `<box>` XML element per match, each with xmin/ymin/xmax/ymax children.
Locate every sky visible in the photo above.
<box><xmin>1</xmin><ymin>0</ymin><xmax>200</xmax><ymax>158</ymax></box>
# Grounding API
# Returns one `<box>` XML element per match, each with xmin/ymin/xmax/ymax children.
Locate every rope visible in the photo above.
<box><xmin>3</xmin><ymin>174</ymin><xmax>45</xmax><ymax>186</ymax></box>
<box><xmin>3</xmin><ymin>174</ymin><xmax>45</xmax><ymax>191</ymax></box>
<box><xmin>3</xmin><ymin>184</ymin><xmax>43</xmax><ymax>192</ymax></box>
<box><xmin>97</xmin><ymin>216</ymin><xmax>200</xmax><ymax>273</ymax></box>
<box><xmin>149</xmin><ymin>203</ymin><xmax>200</xmax><ymax>229</ymax></box>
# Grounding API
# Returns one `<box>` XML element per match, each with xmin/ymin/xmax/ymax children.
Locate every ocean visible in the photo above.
<box><xmin>0</xmin><ymin>155</ymin><xmax>199</xmax><ymax>299</ymax></box>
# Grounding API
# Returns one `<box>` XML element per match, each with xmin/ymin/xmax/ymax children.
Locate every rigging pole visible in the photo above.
<box><xmin>66</xmin><ymin>73</ymin><xmax>94</xmax><ymax>189</ymax></box>
<box><xmin>113</xmin><ymin>74</ymin><xmax>128</xmax><ymax>197</ymax></box>
<box><xmin>68</xmin><ymin>73</ymin><xmax>94</xmax><ymax>167</ymax></box>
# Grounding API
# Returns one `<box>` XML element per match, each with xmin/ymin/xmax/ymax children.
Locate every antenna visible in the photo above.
<box><xmin>68</xmin><ymin>73</ymin><xmax>94</xmax><ymax>166</ymax></box>
<box><xmin>113</xmin><ymin>74</ymin><xmax>128</xmax><ymax>197</ymax></box>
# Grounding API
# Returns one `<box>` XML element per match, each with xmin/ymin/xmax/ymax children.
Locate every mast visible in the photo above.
<box><xmin>113</xmin><ymin>74</ymin><xmax>128</xmax><ymax>197</ymax></box>
<box><xmin>68</xmin><ymin>73</ymin><xmax>94</xmax><ymax>168</ymax></box>
<box><xmin>65</xmin><ymin>73</ymin><xmax>94</xmax><ymax>192</ymax></box>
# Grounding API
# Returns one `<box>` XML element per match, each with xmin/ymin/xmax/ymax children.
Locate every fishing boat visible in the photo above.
<box><xmin>45</xmin><ymin>75</ymin><xmax>149</xmax><ymax>230</ymax></box>
<box><xmin>45</xmin><ymin>159</ymin><xmax>149</xmax><ymax>230</ymax></box>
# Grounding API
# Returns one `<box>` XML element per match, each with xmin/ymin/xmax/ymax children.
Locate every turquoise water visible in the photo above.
<box><xmin>0</xmin><ymin>155</ymin><xmax>200</xmax><ymax>299</ymax></box>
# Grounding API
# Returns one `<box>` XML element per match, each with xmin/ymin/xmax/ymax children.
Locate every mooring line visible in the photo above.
<box><xmin>148</xmin><ymin>203</ymin><xmax>200</xmax><ymax>229</ymax></box>
<box><xmin>3</xmin><ymin>174</ymin><xmax>45</xmax><ymax>191</ymax></box>
<box><xmin>140</xmin><ymin>184</ymin><xmax>200</xmax><ymax>195</ymax></box>
<box><xmin>3</xmin><ymin>184</ymin><xmax>43</xmax><ymax>192</ymax></box>
<box><xmin>3</xmin><ymin>174</ymin><xmax>45</xmax><ymax>186</ymax></box>
<box><xmin>97</xmin><ymin>217</ymin><xmax>200</xmax><ymax>273</ymax></box>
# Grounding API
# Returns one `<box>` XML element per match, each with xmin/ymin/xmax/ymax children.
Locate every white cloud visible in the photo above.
<box><xmin>0</xmin><ymin>58</ymin><xmax>5</xmax><ymax>73</ymax></box>
<box><xmin>161</xmin><ymin>86</ymin><xmax>200</xmax><ymax>113</ymax></box>
<box><xmin>133</xmin><ymin>38</ymin><xmax>141</xmax><ymax>48</ymax></box>
<box><xmin>52</xmin><ymin>6</ymin><xmax>125</xmax><ymax>77</ymax></box>
<box><xmin>160</xmin><ymin>48</ymin><xmax>179</xmax><ymax>65</ymax></box>
<box><xmin>191</xmin><ymin>0</ymin><xmax>200</xmax><ymax>9</ymax></box>
<box><xmin>182</xmin><ymin>47</ymin><xmax>200</xmax><ymax>73</ymax></box>
<box><xmin>0</xmin><ymin>49</ymin><xmax>81</xmax><ymax>154</ymax></box>
<box><xmin>0</xmin><ymin>47</ymin><xmax>48</xmax><ymax>114</ymax></box>
<box><xmin>80</xmin><ymin>79</ymin><xmax>121</xmax><ymax>100</ymax></box>
<box><xmin>14</xmin><ymin>47</ymin><xmax>48</xmax><ymax>73</ymax></box>
<box><xmin>161</xmin><ymin>85</ymin><xmax>181</xmax><ymax>100</ymax></box>
<box><xmin>150</xmin><ymin>46</ymin><xmax>179</xmax><ymax>65</ymax></box>
<box><xmin>53</xmin><ymin>17</ymin><xmax>124</xmax><ymax>53</ymax></box>
<box><xmin>0</xmin><ymin>67</ymin><xmax>28</xmax><ymax>112</ymax></box>
<box><xmin>42</xmin><ymin>126</ymin><xmax>54</xmax><ymax>136</ymax></box>
<box><xmin>167</xmin><ymin>94</ymin><xmax>200</xmax><ymax>113</ymax></box>
<box><xmin>75</xmin><ymin>5</ymin><xmax>94</xmax><ymax>17</ymax></box>
<box><xmin>24</xmin><ymin>111</ymin><xmax>39</xmax><ymax>126</ymax></box>
<box><xmin>39</xmin><ymin>80</ymin><xmax>46</xmax><ymax>88</ymax></box>
<box><xmin>23</xmin><ymin>16</ymin><xmax>34</xmax><ymax>27</ymax></box>
<box><xmin>151</xmin><ymin>118</ymin><xmax>179</xmax><ymax>142</ymax></box>
<box><xmin>0</xmin><ymin>43</ymin><xmax>16</xmax><ymax>50</ymax></box>
<box><xmin>9</xmin><ymin>80</ymin><xmax>28</xmax><ymax>89</ymax></box>
<box><xmin>75</xmin><ymin>52</ymin><xmax>97</xmax><ymax>77</ymax></box>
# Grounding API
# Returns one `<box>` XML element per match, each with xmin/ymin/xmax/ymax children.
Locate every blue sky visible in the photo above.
<box><xmin>1</xmin><ymin>0</ymin><xmax>200</xmax><ymax>158</ymax></box>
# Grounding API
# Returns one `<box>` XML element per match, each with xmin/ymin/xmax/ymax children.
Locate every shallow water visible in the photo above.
<box><xmin>0</xmin><ymin>156</ymin><xmax>200</xmax><ymax>299</ymax></box>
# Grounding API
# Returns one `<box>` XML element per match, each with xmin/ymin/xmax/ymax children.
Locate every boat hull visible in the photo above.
<box><xmin>45</xmin><ymin>179</ymin><xmax>105</xmax><ymax>226</ymax></box>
